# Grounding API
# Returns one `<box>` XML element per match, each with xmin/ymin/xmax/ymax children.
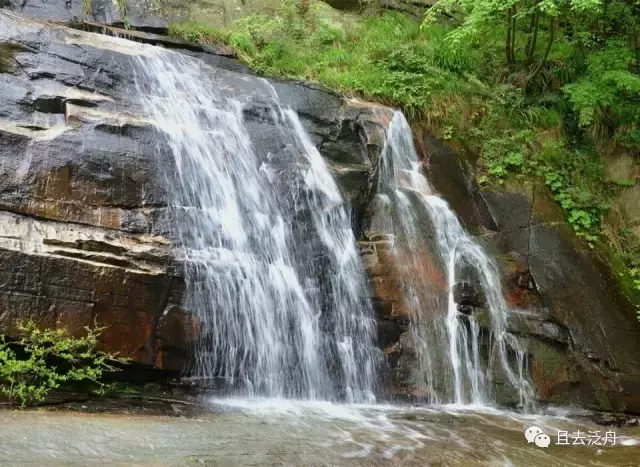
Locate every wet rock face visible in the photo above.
<box><xmin>418</xmin><ymin>130</ymin><xmax>497</xmax><ymax>234</ymax></box>
<box><xmin>455</xmin><ymin>166</ymin><xmax>640</xmax><ymax>411</ymax></box>
<box><xmin>3</xmin><ymin>0</ymin><xmax>171</xmax><ymax>33</ymax></box>
<box><xmin>0</xmin><ymin>11</ymin><xmax>392</xmax><ymax>374</ymax></box>
<box><xmin>452</xmin><ymin>282</ymin><xmax>484</xmax><ymax>309</ymax></box>
<box><xmin>481</xmin><ymin>180</ymin><xmax>640</xmax><ymax>413</ymax></box>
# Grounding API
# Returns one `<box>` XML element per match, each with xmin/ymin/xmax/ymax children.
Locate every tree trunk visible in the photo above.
<box><xmin>525</xmin><ymin>11</ymin><xmax>540</xmax><ymax>66</ymax></box>
<box><xmin>506</xmin><ymin>7</ymin><xmax>513</xmax><ymax>68</ymax></box>
<box><xmin>510</xmin><ymin>7</ymin><xmax>517</xmax><ymax>64</ymax></box>
<box><xmin>523</xmin><ymin>18</ymin><xmax>555</xmax><ymax>91</ymax></box>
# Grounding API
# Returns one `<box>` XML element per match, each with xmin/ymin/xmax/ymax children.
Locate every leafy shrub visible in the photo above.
<box><xmin>230</xmin><ymin>32</ymin><xmax>257</xmax><ymax>57</ymax></box>
<box><xmin>564</xmin><ymin>40</ymin><xmax>640</xmax><ymax>135</ymax></box>
<box><xmin>168</xmin><ymin>22</ymin><xmax>230</xmax><ymax>44</ymax></box>
<box><xmin>0</xmin><ymin>321</ymin><xmax>128</xmax><ymax>407</ymax></box>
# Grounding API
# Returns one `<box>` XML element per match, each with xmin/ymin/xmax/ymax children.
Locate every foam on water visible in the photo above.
<box><xmin>208</xmin><ymin>396</ymin><xmax>640</xmax><ymax>463</ymax></box>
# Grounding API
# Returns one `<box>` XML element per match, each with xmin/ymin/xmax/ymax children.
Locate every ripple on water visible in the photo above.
<box><xmin>1</xmin><ymin>402</ymin><xmax>639</xmax><ymax>466</ymax></box>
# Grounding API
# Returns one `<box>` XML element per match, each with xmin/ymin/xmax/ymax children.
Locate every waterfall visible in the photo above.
<box><xmin>131</xmin><ymin>45</ymin><xmax>531</xmax><ymax>408</ymax></box>
<box><xmin>134</xmin><ymin>49</ymin><xmax>379</xmax><ymax>402</ymax></box>
<box><xmin>373</xmin><ymin>112</ymin><xmax>535</xmax><ymax>409</ymax></box>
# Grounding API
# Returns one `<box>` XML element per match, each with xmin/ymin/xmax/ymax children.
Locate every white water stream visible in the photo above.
<box><xmin>131</xmin><ymin>33</ymin><xmax>534</xmax><ymax>410</ymax></box>
<box><xmin>135</xmin><ymin>49</ymin><xmax>379</xmax><ymax>402</ymax></box>
<box><xmin>372</xmin><ymin>112</ymin><xmax>535</xmax><ymax>408</ymax></box>
<box><xmin>133</xmin><ymin>46</ymin><xmax>534</xmax><ymax>409</ymax></box>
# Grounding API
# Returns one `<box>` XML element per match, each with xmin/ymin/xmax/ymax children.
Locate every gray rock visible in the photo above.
<box><xmin>3</xmin><ymin>0</ymin><xmax>170</xmax><ymax>33</ymax></box>
<box><xmin>423</xmin><ymin>130</ymin><xmax>497</xmax><ymax>233</ymax></box>
<box><xmin>481</xmin><ymin>178</ymin><xmax>640</xmax><ymax>412</ymax></box>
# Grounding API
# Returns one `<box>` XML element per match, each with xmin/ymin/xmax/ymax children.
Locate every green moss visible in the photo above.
<box><xmin>83</xmin><ymin>0</ymin><xmax>92</xmax><ymax>16</ymax></box>
<box><xmin>0</xmin><ymin>42</ymin><xmax>26</xmax><ymax>73</ymax></box>
<box><xmin>474</xmin><ymin>308</ymin><xmax>491</xmax><ymax>330</ymax></box>
<box><xmin>601</xmin><ymin>242</ymin><xmax>640</xmax><ymax>305</ymax></box>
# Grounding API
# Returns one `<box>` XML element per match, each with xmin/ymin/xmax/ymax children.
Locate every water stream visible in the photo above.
<box><xmin>134</xmin><ymin>49</ymin><xmax>379</xmax><ymax>402</ymax></box>
<box><xmin>1</xmin><ymin>405</ymin><xmax>638</xmax><ymax>465</ymax></box>
<box><xmin>134</xmin><ymin>46</ymin><xmax>534</xmax><ymax>408</ymax></box>
<box><xmin>371</xmin><ymin>112</ymin><xmax>535</xmax><ymax>408</ymax></box>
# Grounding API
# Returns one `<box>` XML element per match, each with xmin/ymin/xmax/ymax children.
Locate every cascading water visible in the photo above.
<box><xmin>372</xmin><ymin>112</ymin><xmax>535</xmax><ymax>409</ymax></box>
<box><xmin>134</xmin><ymin>49</ymin><xmax>379</xmax><ymax>402</ymax></box>
<box><xmin>131</xmin><ymin>40</ymin><xmax>529</xmax><ymax>409</ymax></box>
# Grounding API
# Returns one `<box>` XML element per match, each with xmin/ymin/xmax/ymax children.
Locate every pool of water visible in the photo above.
<box><xmin>1</xmin><ymin>400</ymin><xmax>638</xmax><ymax>466</ymax></box>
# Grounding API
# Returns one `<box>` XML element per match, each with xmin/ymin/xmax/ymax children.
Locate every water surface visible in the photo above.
<box><xmin>1</xmin><ymin>401</ymin><xmax>638</xmax><ymax>466</ymax></box>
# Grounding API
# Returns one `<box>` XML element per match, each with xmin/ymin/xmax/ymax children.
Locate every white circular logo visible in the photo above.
<box><xmin>524</xmin><ymin>426</ymin><xmax>544</xmax><ymax>444</ymax></box>
<box><xmin>534</xmin><ymin>433</ymin><xmax>551</xmax><ymax>448</ymax></box>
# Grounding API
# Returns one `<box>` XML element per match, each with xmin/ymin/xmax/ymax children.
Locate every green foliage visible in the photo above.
<box><xmin>0</xmin><ymin>321</ymin><xmax>128</xmax><ymax>407</ymax></box>
<box><xmin>170</xmin><ymin>9</ymin><xmax>477</xmax><ymax>117</ymax></box>
<box><xmin>115</xmin><ymin>0</ymin><xmax>132</xmax><ymax>30</ymax></box>
<box><xmin>169</xmin><ymin>22</ymin><xmax>230</xmax><ymax>44</ymax></box>
<box><xmin>631</xmin><ymin>267</ymin><xmax>640</xmax><ymax>292</ymax></box>
<box><xmin>230</xmin><ymin>32</ymin><xmax>257</xmax><ymax>57</ymax></box>
<box><xmin>564</xmin><ymin>40</ymin><xmax>640</xmax><ymax>135</ymax></box>
<box><xmin>479</xmin><ymin>131</ymin><xmax>606</xmax><ymax>246</ymax></box>
<box><xmin>83</xmin><ymin>0</ymin><xmax>92</xmax><ymax>16</ymax></box>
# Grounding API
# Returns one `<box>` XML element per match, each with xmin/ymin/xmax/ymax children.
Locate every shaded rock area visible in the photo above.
<box><xmin>422</xmin><ymin>131</ymin><xmax>640</xmax><ymax>413</ymax></box>
<box><xmin>0</xmin><ymin>10</ymin><xmax>392</xmax><ymax>376</ymax></box>
<box><xmin>417</xmin><ymin>130</ymin><xmax>497</xmax><ymax>234</ymax></box>
<box><xmin>480</xmin><ymin>179</ymin><xmax>640</xmax><ymax>413</ymax></box>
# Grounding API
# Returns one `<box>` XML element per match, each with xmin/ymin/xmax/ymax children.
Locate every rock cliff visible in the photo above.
<box><xmin>1</xmin><ymin>6</ymin><xmax>639</xmax><ymax>413</ymax></box>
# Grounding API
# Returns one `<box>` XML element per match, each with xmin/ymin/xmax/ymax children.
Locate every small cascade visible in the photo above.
<box><xmin>372</xmin><ymin>112</ymin><xmax>535</xmax><ymax>409</ymax></box>
<box><xmin>134</xmin><ymin>49</ymin><xmax>379</xmax><ymax>402</ymax></box>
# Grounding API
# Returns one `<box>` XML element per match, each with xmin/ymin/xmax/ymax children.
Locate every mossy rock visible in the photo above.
<box><xmin>0</xmin><ymin>42</ymin><xmax>26</xmax><ymax>73</ymax></box>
